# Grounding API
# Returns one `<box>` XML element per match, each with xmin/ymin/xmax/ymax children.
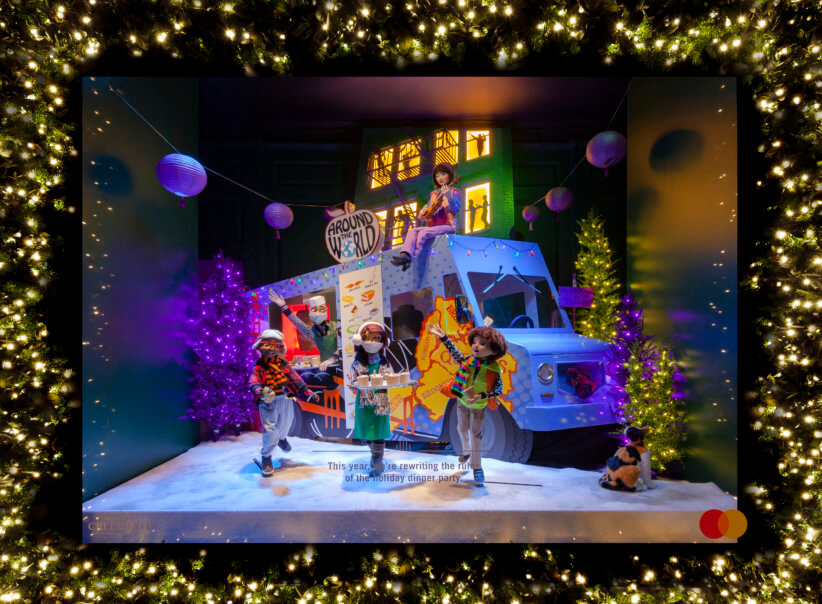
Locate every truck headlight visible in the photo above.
<box><xmin>537</xmin><ymin>363</ymin><xmax>555</xmax><ymax>384</ymax></box>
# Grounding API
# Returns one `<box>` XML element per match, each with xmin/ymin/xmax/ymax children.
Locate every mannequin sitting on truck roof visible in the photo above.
<box><xmin>391</xmin><ymin>163</ymin><xmax>461</xmax><ymax>271</ymax></box>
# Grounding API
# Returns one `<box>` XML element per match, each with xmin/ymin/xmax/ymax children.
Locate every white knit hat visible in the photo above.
<box><xmin>252</xmin><ymin>329</ymin><xmax>286</xmax><ymax>351</ymax></box>
<box><xmin>352</xmin><ymin>321</ymin><xmax>391</xmax><ymax>347</ymax></box>
<box><xmin>307</xmin><ymin>295</ymin><xmax>327</xmax><ymax>308</ymax></box>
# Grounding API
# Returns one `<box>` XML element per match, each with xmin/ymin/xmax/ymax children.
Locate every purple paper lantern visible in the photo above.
<box><xmin>522</xmin><ymin>205</ymin><xmax>540</xmax><ymax>231</ymax></box>
<box><xmin>545</xmin><ymin>187</ymin><xmax>573</xmax><ymax>221</ymax></box>
<box><xmin>263</xmin><ymin>202</ymin><xmax>294</xmax><ymax>239</ymax></box>
<box><xmin>586</xmin><ymin>130</ymin><xmax>627</xmax><ymax>177</ymax></box>
<box><xmin>156</xmin><ymin>153</ymin><xmax>207</xmax><ymax>208</ymax></box>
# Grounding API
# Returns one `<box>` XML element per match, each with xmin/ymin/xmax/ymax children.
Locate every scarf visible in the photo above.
<box><xmin>450</xmin><ymin>356</ymin><xmax>482</xmax><ymax>398</ymax></box>
<box><xmin>258</xmin><ymin>356</ymin><xmax>291</xmax><ymax>391</ymax></box>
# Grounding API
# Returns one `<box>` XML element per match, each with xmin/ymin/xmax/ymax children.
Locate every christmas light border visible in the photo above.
<box><xmin>2</xmin><ymin>1</ymin><xmax>819</xmax><ymax>601</ymax></box>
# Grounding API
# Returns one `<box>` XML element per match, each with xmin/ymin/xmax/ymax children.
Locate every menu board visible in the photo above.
<box><xmin>338</xmin><ymin>265</ymin><xmax>384</xmax><ymax>428</ymax></box>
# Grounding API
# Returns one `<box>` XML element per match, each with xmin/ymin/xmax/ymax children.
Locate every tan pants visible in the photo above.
<box><xmin>456</xmin><ymin>404</ymin><xmax>486</xmax><ymax>470</ymax></box>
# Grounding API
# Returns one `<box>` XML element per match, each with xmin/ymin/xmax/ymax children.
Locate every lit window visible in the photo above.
<box><xmin>434</xmin><ymin>129</ymin><xmax>459</xmax><ymax>166</ymax></box>
<box><xmin>376</xmin><ymin>202</ymin><xmax>417</xmax><ymax>247</ymax></box>
<box><xmin>368</xmin><ymin>148</ymin><xmax>394</xmax><ymax>189</ymax></box>
<box><xmin>397</xmin><ymin>139</ymin><xmax>422</xmax><ymax>180</ymax></box>
<box><xmin>375</xmin><ymin>209</ymin><xmax>388</xmax><ymax>241</ymax></box>
<box><xmin>392</xmin><ymin>202</ymin><xmax>417</xmax><ymax>246</ymax></box>
<box><xmin>466</xmin><ymin>130</ymin><xmax>490</xmax><ymax>160</ymax></box>
<box><xmin>464</xmin><ymin>182</ymin><xmax>490</xmax><ymax>233</ymax></box>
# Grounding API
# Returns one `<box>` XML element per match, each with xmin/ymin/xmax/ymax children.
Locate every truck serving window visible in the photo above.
<box><xmin>467</xmin><ymin>272</ymin><xmax>565</xmax><ymax>329</ymax></box>
<box><xmin>390</xmin><ymin>287</ymin><xmax>433</xmax><ymax>340</ymax></box>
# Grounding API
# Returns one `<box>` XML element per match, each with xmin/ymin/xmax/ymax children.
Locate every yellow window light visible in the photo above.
<box><xmin>464</xmin><ymin>182</ymin><xmax>491</xmax><ymax>233</ymax></box>
<box><xmin>433</xmin><ymin>129</ymin><xmax>459</xmax><ymax>166</ymax></box>
<box><xmin>397</xmin><ymin>140</ymin><xmax>422</xmax><ymax>180</ymax></box>
<box><xmin>368</xmin><ymin>148</ymin><xmax>394</xmax><ymax>189</ymax></box>
<box><xmin>466</xmin><ymin>130</ymin><xmax>490</xmax><ymax>160</ymax></box>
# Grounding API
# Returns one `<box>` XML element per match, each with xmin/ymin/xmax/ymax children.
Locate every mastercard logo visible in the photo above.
<box><xmin>699</xmin><ymin>509</ymin><xmax>747</xmax><ymax>539</ymax></box>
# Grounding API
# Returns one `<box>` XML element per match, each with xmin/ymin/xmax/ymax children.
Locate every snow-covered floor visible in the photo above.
<box><xmin>83</xmin><ymin>432</ymin><xmax>736</xmax><ymax>543</ymax></box>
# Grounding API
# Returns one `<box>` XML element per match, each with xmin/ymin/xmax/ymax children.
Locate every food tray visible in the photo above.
<box><xmin>350</xmin><ymin>380</ymin><xmax>418</xmax><ymax>391</ymax></box>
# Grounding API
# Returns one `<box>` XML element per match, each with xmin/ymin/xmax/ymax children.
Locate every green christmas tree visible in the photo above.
<box><xmin>620</xmin><ymin>346</ymin><xmax>686</xmax><ymax>470</ymax></box>
<box><xmin>574</xmin><ymin>209</ymin><xmax>621</xmax><ymax>341</ymax></box>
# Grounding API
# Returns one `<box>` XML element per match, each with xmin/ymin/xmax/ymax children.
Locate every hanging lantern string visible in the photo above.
<box><xmin>605</xmin><ymin>78</ymin><xmax>634</xmax><ymax>131</ymax></box>
<box><xmin>444</xmin><ymin>235</ymin><xmax>537</xmax><ymax>256</ymax></box>
<box><xmin>524</xmin><ymin>77</ymin><xmax>635</xmax><ymax>210</ymax></box>
<box><xmin>109</xmin><ymin>85</ymin><xmax>323</xmax><ymax>209</ymax></box>
<box><xmin>110</xmin><ymin>85</ymin><xmax>183</xmax><ymax>154</ymax></box>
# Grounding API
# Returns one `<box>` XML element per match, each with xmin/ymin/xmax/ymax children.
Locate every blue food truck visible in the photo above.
<box><xmin>249</xmin><ymin>233</ymin><xmax>618</xmax><ymax>463</ymax></box>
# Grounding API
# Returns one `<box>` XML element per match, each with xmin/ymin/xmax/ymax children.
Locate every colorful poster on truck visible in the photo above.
<box><xmin>338</xmin><ymin>265</ymin><xmax>384</xmax><ymax>428</ymax></box>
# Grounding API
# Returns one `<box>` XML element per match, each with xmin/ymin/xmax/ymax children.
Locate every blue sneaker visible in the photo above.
<box><xmin>368</xmin><ymin>455</ymin><xmax>385</xmax><ymax>477</ymax></box>
<box><xmin>473</xmin><ymin>468</ymin><xmax>485</xmax><ymax>486</ymax></box>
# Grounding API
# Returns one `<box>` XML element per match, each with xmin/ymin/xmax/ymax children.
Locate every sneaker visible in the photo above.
<box><xmin>458</xmin><ymin>454</ymin><xmax>470</xmax><ymax>464</ymax></box>
<box><xmin>278</xmin><ymin>438</ymin><xmax>292</xmax><ymax>452</ymax></box>
<box><xmin>368</xmin><ymin>456</ymin><xmax>385</xmax><ymax>477</ymax></box>
<box><xmin>390</xmin><ymin>252</ymin><xmax>411</xmax><ymax>267</ymax></box>
<box><xmin>261</xmin><ymin>456</ymin><xmax>274</xmax><ymax>477</ymax></box>
<box><xmin>473</xmin><ymin>468</ymin><xmax>485</xmax><ymax>486</ymax></box>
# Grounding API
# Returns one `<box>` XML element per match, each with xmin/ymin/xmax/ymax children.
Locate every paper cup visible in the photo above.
<box><xmin>356</xmin><ymin>375</ymin><xmax>370</xmax><ymax>387</ymax></box>
<box><xmin>400</xmin><ymin>372</ymin><xmax>411</xmax><ymax>384</ymax></box>
<box><xmin>370</xmin><ymin>374</ymin><xmax>385</xmax><ymax>387</ymax></box>
<box><xmin>386</xmin><ymin>374</ymin><xmax>400</xmax><ymax>386</ymax></box>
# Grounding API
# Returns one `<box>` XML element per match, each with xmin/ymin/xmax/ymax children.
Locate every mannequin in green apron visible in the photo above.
<box><xmin>350</xmin><ymin>322</ymin><xmax>394</xmax><ymax>477</ymax></box>
<box><xmin>269</xmin><ymin>291</ymin><xmax>341</xmax><ymax>370</ymax></box>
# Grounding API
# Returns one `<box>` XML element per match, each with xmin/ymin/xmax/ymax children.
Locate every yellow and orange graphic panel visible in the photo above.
<box><xmin>401</xmin><ymin>296</ymin><xmax>517</xmax><ymax>425</ymax></box>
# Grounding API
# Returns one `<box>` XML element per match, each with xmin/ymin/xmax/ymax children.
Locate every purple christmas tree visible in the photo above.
<box><xmin>188</xmin><ymin>252</ymin><xmax>256</xmax><ymax>438</ymax></box>
<box><xmin>608</xmin><ymin>289</ymin><xmax>657</xmax><ymax>399</ymax></box>
<box><xmin>607</xmin><ymin>289</ymin><xmax>686</xmax><ymax>469</ymax></box>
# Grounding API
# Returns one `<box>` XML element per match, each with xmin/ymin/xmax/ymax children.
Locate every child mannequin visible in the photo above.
<box><xmin>350</xmin><ymin>322</ymin><xmax>395</xmax><ymax>477</ymax></box>
<box><xmin>248</xmin><ymin>329</ymin><xmax>319</xmax><ymax>477</ymax></box>
<box><xmin>427</xmin><ymin>323</ymin><xmax>507</xmax><ymax>486</ymax></box>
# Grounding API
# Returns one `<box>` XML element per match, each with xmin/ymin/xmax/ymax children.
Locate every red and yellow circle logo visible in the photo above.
<box><xmin>699</xmin><ymin>509</ymin><xmax>747</xmax><ymax>539</ymax></box>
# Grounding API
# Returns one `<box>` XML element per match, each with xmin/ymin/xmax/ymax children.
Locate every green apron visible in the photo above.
<box><xmin>353</xmin><ymin>361</ymin><xmax>391</xmax><ymax>440</ymax></box>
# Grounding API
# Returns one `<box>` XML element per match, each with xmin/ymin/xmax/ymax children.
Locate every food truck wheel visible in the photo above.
<box><xmin>443</xmin><ymin>400</ymin><xmax>533</xmax><ymax>464</ymax></box>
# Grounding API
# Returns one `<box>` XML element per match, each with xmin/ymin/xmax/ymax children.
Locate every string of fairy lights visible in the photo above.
<box><xmin>1</xmin><ymin>0</ymin><xmax>820</xmax><ymax>601</ymax></box>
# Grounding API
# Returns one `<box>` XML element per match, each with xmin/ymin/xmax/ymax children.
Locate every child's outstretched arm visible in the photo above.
<box><xmin>426</xmin><ymin>323</ymin><xmax>465</xmax><ymax>363</ymax></box>
<box><xmin>283</xmin><ymin>363</ymin><xmax>319</xmax><ymax>403</ymax></box>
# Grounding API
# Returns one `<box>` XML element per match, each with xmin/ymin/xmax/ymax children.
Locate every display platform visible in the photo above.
<box><xmin>83</xmin><ymin>432</ymin><xmax>736</xmax><ymax>543</ymax></box>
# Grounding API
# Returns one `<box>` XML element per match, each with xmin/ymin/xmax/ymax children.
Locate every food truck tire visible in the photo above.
<box><xmin>443</xmin><ymin>400</ymin><xmax>533</xmax><ymax>464</ymax></box>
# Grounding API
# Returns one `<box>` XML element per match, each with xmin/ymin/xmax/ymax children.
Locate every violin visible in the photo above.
<box><xmin>419</xmin><ymin>175</ymin><xmax>461</xmax><ymax>221</ymax></box>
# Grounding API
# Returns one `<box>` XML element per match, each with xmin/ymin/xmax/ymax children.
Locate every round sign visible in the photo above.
<box><xmin>324</xmin><ymin>209</ymin><xmax>384</xmax><ymax>263</ymax></box>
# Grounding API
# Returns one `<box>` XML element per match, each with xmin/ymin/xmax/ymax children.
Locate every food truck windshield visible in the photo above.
<box><xmin>467</xmin><ymin>270</ymin><xmax>566</xmax><ymax>330</ymax></box>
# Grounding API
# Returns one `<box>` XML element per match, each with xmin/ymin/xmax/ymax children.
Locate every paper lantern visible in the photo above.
<box><xmin>263</xmin><ymin>202</ymin><xmax>294</xmax><ymax>239</ymax></box>
<box><xmin>545</xmin><ymin>187</ymin><xmax>573</xmax><ymax>221</ymax></box>
<box><xmin>156</xmin><ymin>153</ymin><xmax>207</xmax><ymax>208</ymax></box>
<box><xmin>522</xmin><ymin>205</ymin><xmax>540</xmax><ymax>231</ymax></box>
<box><xmin>586</xmin><ymin>130</ymin><xmax>627</xmax><ymax>177</ymax></box>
